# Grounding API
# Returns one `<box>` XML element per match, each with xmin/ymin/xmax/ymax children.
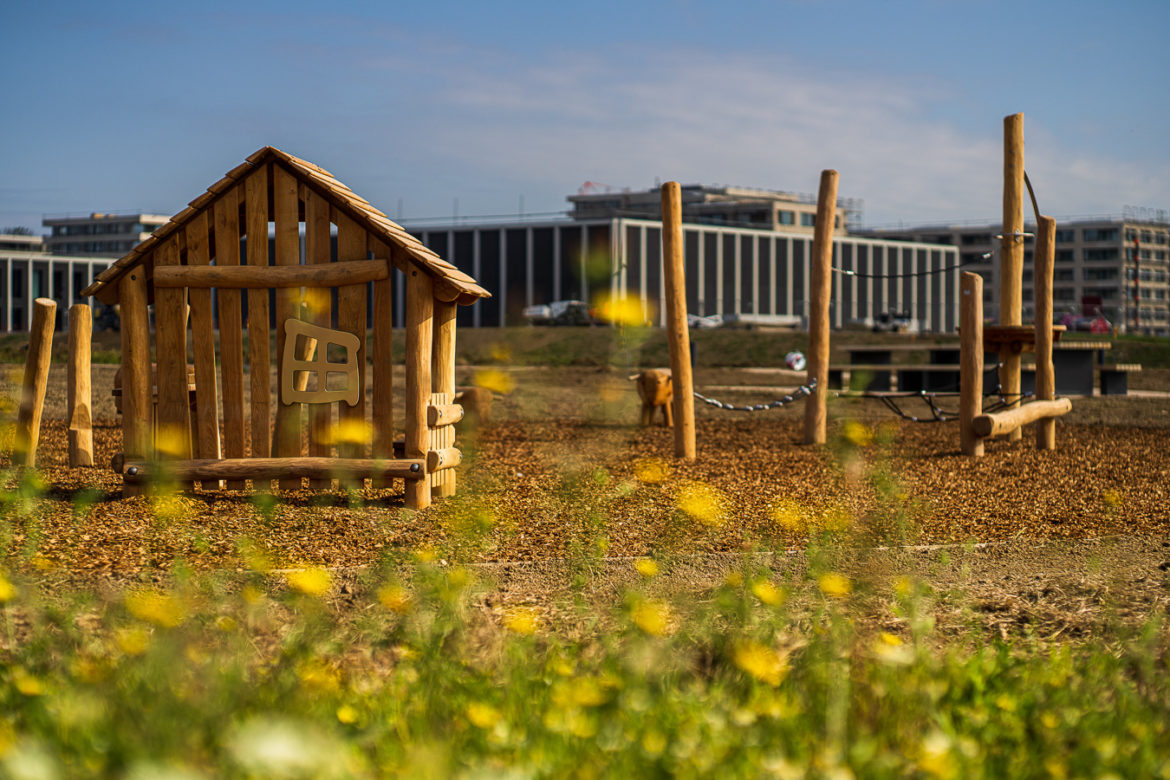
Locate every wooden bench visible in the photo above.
<box><xmin>1020</xmin><ymin>362</ymin><xmax>1141</xmax><ymax>396</ymax></box>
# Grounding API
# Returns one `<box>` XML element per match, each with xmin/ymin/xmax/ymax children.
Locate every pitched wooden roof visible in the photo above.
<box><xmin>81</xmin><ymin>146</ymin><xmax>490</xmax><ymax>305</ymax></box>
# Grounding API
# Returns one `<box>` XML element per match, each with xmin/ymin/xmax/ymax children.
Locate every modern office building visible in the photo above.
<box><xmin>405</xmin><ymin>216</ymin><xmax>960</xmax><ymax>333</ymax></box>
<box><xmin>567</xmin><ymin>183</ymin><xmax>863</xmax><ymax>234</ymax></box>
<box><xmin>0</xmin><ymin>236</ymin><xmax>111</xmax><ymax>332</ymax></box>
<box><xmin>866</xmin><ymin>213</ymin><xmax>1170</xmax><ymax>336</ymax></box>
<box><xmin>42</xmin><ymin>212</ymin><xmax>169</xmax><ymax>257</ymax></box>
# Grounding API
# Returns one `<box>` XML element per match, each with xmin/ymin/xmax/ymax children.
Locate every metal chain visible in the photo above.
<box><xmin>860</xmin><ymin>386</ymin><xmax>1034</xmax><ymax>423</ymax></box>
<box><xmin>692</xmin><ymin>377</ymin><xmax>817</xmax><ymax>412</ymax></box>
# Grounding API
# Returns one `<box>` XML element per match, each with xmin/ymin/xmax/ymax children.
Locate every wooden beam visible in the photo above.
<box><xmin>15</xmin><ymin>298</ymin><xmax>57</xmax><ymax>467</ymax></box>
<box><xmin>272</xmin><ymin>164</ymin><xmax>302</xmax><ymax>489</ymax></box>
<box><xmin>336</xmin><ymin>212</ymin><xmax>369</xmax><ymax>471</ymax></box>
<box><xmin>404</xmin><ymin>268</ymin><xmax>433</xmax><ymax>509</ymax></box>
<box><xmin>153</xmin><ymin>259</ymin><xmax>389</xmax><ymax>289</ymax></box>
<box><xmin>427</xmin><ymin>447</ymin><xmax>461</xmax><ymax>473</ymax></box>
<box><xmin>960</xmin><ymin>272</ymin><xmax>984</xmax><ymax>457</ymax></box>
<box><xmin>119</xmin><ymin>272</ymin><xmax>151</xmax><ymax>496</ymax></box>
<box><xmin>66</xmin><ymin>303</ymin><xmax>94</xmax><ymax>467</ymax></box>
<box><xmin>661</xmin><ymin>181</ymin><xmax>695</xmax><ymax>460</ymax></box>
<box><xmin>1034</xmin><ymin>215</ymin><xmax>1057</xmax><ymax>450</ymax></box>
<box><xmin>154</xmin><ymin>238</ymin><xmax>192</xmax><ymax>470</ymax></box>
<box><xmin>122</xmin><ymin>456</ymin><xmax>425</xmax><ymax>484</ymax></box>
<box><xmin>245</xmin><ymin>165</ymin><xmax>272</xmax><ymax>461</ymax></box>
<box><xmin>803</xmin><ymin>169</ymin><xmax>838</xmax><ymax>446</ymax></box>
<box><xmin>427</xmin><ymin>403</ymin><xmax>464</xmax><ymax>428</ymax></box>
<box><xmin>215</xmin><ymin>188</ymin><xmax>246</xmax><ymax>488</ymax></box>
<box><xmin>431</xmin><ymin>301</ymin><xmax>457</xmax><ymax>497</ymax></box>
<box><xmin>305</xmin><ymin>187</ymin><xmax>333</xmax><ymax>489</ymax></box>
<box><xmin>186</xmin><ymin>211</ymin><xmax>223</xmax><ymax>472</ymax></box>
<box><xmin>1000</xmin><ymin>113</ymin><xmax>1025</xmax><ymax>441</ymax></box>
<box><xmin>973</xmin><ymin>398</ymin><xmax>1071</xmax><ymax>439</ymax></box>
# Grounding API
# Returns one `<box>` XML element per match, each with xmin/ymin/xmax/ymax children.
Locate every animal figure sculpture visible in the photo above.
<box><xmin>630</xmin><ymin>369</ymin><xmax>673</xmax><ymax>427</ymax></box>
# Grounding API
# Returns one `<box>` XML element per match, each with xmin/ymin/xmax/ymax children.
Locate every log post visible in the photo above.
<box><xmin>803</xmin><ymin>170</ymin><xmax>838</xmax><ymax>445</ymax></box>
<box><xmin>67</xmin><ymin>303</ymin><xmax>94</xmax><ymax>467</ymax></box>
<box><xmin>1000</xmin><ymin>113</ymin><xmax>1025</xmax><ymax>441</ymax></box>
<box><xmin>14</xmin><ymin>298</ymin><xmax>57</xmax><ymax>467</ymax></box>
<box><xmin>119</xmin><ymin>271</ymin><xmax>151</xmax><ymax>496</ymax></box>
<box><xmin>960</xmin><ymin>272</ymin><xmax>984</xmax><ymax>457</ymax></box>
<box><xmin>661</xmin><ymin>182</ymin><xmax>695</xmax><ymax>460</ymax></box>
<box><xmin>405</xmin><ymin>267</ymin><xmax>433</xmax><ymax>510</ymax></box>
<box><xmin>1034</xmin><ymin>215</ymin><xmax>1057</xmax><ymax>450</ymax></box>
<box><xmin>431</xmin><ymin>300</ymin><xmax>457</xmax><ymax>497</ymax></box>
<box><xmin>973</xmin><ymin>398</ymin><xmax>1071</xmax><ymax>438</ymax></box>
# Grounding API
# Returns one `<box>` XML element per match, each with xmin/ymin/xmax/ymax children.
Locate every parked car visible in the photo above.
<box><xmin>523</xmin><ymin>300</ymin><xmax>599</xmax><ymax>326</ymax></box>
<box><xmin>872</xmin><ymin>311</ymin><xmax>914</xmax><ymax>333</ymax></box>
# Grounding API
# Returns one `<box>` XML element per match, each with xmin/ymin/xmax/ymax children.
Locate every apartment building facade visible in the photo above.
<box><xmin>866</xmin><ymin>215</ymin><xmax>1170</xmax><ymax>336</ymax></box>
<box><xmin>43</xmin><ymin>212</ymin><xmax>169</xmax><ymax>257</ymax></box>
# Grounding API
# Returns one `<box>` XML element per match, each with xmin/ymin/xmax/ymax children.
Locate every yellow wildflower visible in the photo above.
<box><xmin>114</xmin><ymin>626</ymin><xmax>151</xmax><ymax>656</ymax></box>
<box><xmin>473</xmin><ymin>369</ymin><xmax>515</xmax><ymax>395</ymax></box>
<box><xmin>751</xmin><ymin>580</ymin><xmax>786</xmax><ymax>607</ymax></box>
<box><xmin>154</xmin><ymin>423</ymin><xmax>191</xmax><ymax>458</ymax></box>
<box><xmin>377</xmin><ymin>584</ymin><xmax>412</xmax><ymax>615</ymax></box>
<box><xmin>594</xmin><ymin>293</ymin><xmax>647</xmax><ymax>327</ymax></box>
<box><xmin>336</xmin><ymin>705</ymin><xmax>360</xmax><ymax>725</ymax></box>
<box><xmin>878</xmin><ymin>632</ymin><xmax>903</xmax><ymax>646</ymax></box>
<box><xmin>631</xmin><ymin>600</ymin><xmax>671</xmax><ymax>637</ymax></box>
<box><xmin>733</xmin><ymin>640</ymin><xmax>789</xmax><ymax>687</ymax></box>
<box><xmin>215</xmin><ymin>615</ymin><xmax>238</xmax><ymax>632</ymax></box>
<box><xmin>633</xmin><ymin>457</ymin><xmax>670</xmax><ymax>484</ymax></box>
<box><xmin>466</xmin><ymin>702</ymin><xmax>502</xmax><ymax>729</ymax></box>
<box><xmin>771</xmin><ymin>500</ymin><xmax>803</xmax><ymax>530</ymax></box>
<box><xmin>125</xmin><ymin>588</ymin><xmax>187</xmax><ymax>628</ymax></box>
<box><xmin>817</xmin><ymin>573</ymin><xmax>852</xmax><ymax>599</ymax></box>
<box><xmin>327</xmin><ymin>418</ymin><xmax>373</xmax><ymax>446</ymax></box>
<box><xmin>634</xmin><ymin>558</ymin><xmax>659</xmax><ymax>578</ymax></box>
<box><xmin>502</xmin><ymin>606</ymin><xmax>540</xmax><ymax>635</ymax></box>
<box><xmin>489</xmin><ymin>343</ymin><xmax>513</xmax><ymax>363</ymax></box>
<box><xmin>296</xmin><ymin>660</ymin><xmax>341</xmax><ymax>693</ymax></box>
<box><xmin>842</xmin><ymin>419</ymin><xmax>873</xmax><ymax>447</ymax></box>
<box><xmin>286</xmin><ymin>567</ymin><xmax>332</xmax><ymax>597</ymax></box>
<box><xmin>13</xmin><ymin>669</ymin><xmax>45</xmax><ymax>697</ymax></box>
<box><xmin>1102</xmin><ymin>489</ymin><xmax>1122</xmax><ymax>508</ymax></box>
<box><xmin>0</xmin><ymin>570</ymin><xmax>16</xmax><ymax>603</ymax></box>
<box><xmin>675</xmin><ymin>480</ymin><xmax>729</xmax><ymax>527</ymax></box>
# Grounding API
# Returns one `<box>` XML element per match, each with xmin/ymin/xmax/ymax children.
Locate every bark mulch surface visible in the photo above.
<box><xmin>3</xmin><ymin>406</ymin><xmax>1166</xmax><ymax>579</ymax></box>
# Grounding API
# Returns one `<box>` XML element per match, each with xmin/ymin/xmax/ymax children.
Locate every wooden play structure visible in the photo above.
<box><xmin>80</xmin><ymin>146</ymin><xmax>489</xmax><ymax>507</ymax></box>
<box><xmin>959</xmin><ymin>114</ymin><xmax>1070</xmax><ymax>456</ymax></box>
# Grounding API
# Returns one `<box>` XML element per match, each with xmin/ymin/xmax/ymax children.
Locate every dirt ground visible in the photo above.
<box><xmin>3</xmin><ymin>363</ymin><xmax>1168</xmax><ymax>638</ymax></box>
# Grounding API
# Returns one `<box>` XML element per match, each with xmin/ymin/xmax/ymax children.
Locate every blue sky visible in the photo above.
<box><xmin>2</xmin><ymin>0</ymin><xmax>1168</xmax><ymax>232</ymax></box>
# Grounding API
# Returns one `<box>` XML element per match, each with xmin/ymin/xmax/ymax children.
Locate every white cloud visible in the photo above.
<box><xmin>375</xmin><ymin>47</ymin><xmax>1169</xmax><ymax>226</ymax></box>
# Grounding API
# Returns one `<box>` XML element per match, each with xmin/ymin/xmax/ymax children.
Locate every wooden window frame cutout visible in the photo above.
<box><xmin>280</xmin><ymin>319</ymin><xmax>361</xmax><ymax>406</ymax></box>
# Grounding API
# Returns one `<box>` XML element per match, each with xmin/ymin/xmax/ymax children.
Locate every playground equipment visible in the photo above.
<box><xmin>80</xmin><ymin>146</ymin><xmax>489</xmax><ymax>506</ymax></box>
<box><xmin>14</xmin><ymin>299</ymin><xmax>56</xmax><ymax>467</ymax></box>
<box><xmin>654</xmin><ymin>114</ymin><xmax>1069</xmax><ymax>458</ymax></box>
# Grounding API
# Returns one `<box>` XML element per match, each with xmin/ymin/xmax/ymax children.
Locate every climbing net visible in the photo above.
<box><xmin>692</xmin><ymin>377</ymin><xmax>817</xmax><ymax>412</ymax></box>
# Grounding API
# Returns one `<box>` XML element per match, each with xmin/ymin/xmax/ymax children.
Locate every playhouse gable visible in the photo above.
<box><xmin>81</xmin><ymin>146</ymin><xmax>489</xmax><ymax>305</ymax></box>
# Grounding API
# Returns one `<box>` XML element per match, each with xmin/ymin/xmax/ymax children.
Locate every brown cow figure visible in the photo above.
<box><xmin>630</xmin><ymin>369</ymin><xmax>673</xmax><ymax>427</ymax></box>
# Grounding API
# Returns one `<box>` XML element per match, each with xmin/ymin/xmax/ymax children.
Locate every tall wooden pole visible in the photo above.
<box><xmin>119</xmin><ymin>271</ymin><xmax>151</xmax><ymax>496</ymax></box>
<box><xmin>1034</xmin><ymin>215</ymin><xmax>1057</xmax><ymax>450</ymax></box>
<box><xmin>404</xmin><ymin>267</ymin><xmax>433</xmax><ymax>510</ymax></box>
<box><xmin>1000</xmin><ymin>113</ymin><xmax>1025</xmax><ymax>441</ymax></box>
<box><xmin>661</xmin><ymin>182</ymin><xmax>695</xmax><ymax>460</ymax></box>
<box><xmin>803</xmin><ymin>170</ymin><xmax>838</xmax><ymax>445</ymax></box>
<box><xmin>432</xmin><ymin>300</ymin><xmax>458</xmax><ymax>497</ymax></box>
<box><xmin>15</xmin><ymin>298</ymin><xmax>57</xmax><ymax>467</ymax></box>
<box><xmin>67</xmin><ymin>303</ymin><xmax>94</xmax><ymax>467</ymax></box>
<box><xmin>960</xmin><ymin>272</ymin><xmax>984</xmax><ymax>457</ymax></box>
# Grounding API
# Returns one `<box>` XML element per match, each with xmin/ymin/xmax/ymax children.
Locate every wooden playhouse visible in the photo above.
<box><xmin>82</xmin><ymin>146</ymin><xmax>489</xmax><ymax>508</ymax></box>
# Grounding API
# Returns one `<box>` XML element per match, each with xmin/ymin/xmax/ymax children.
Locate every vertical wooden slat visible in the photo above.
<box><xmin>371</xmin><ymin>239</ymin><xmax>394</xmax><ymax>464</ymax></box>
<box><xmin>960</xmin><ymin>272</ymin><xmax>984</xmax><ymax>457</ymax></box>
<box><xmin>431</xmin><ymin>300</ymin><xmax>457</xmax><ymax>498</ymax></box>
<box><xmin>305</xmin><ymin>189</ymin><xmax>333</xmax><ymax>488</ymax></box>
<box><xmin>119</xmin><ymin>271</ymin><xmax>151</xmax><ymax>496</ymax></box>
<box><xmin>215</xmin><ymin>187</ymin><xmax>246</xmax><ymax>489</ymax></box>
<box><xmin>803</xmin><ymin>170</ymin><xmax>838</xmax><ymax>446</ymax></box>
<box><xmin>1000</xmin><ymin>113</ymin><xmax>1025</xmax><ymax>441</ymax></box>
<box><xmin>154</xmin><ymin>238</ymin><xmax>193</xmax><ymax>480</ymax></box>
<box><xmin>336</xmin><ymin>212</ymin><xmax>368</xmax><ymax>467</ymax></box>
<box><xmin>245</xmin><ymin>166</ymin><xmax>272</xmax><ymax>462</ymax></box>
<box><xmin>272</xmin><ymin>165</ymin><xmax>302</xmax><ymax>489</ymax></box>
<box><xmin>661</xmin><ymin>182</ymin><xmax>695</xmax><ymax>460</ymax></box>
<box><xmin>16</xmin><ymin>298</ymin><xmax>56</xmax><ymax>468</ymax></box>
<box><xmin>1034</xmin><ymin>215</ymin><xmax>1056</xmax><ymax>451</ymax></box>
<box><xmin>405</xmin><ymin>267</ymin><xmax>433</xmax><ymax>510</ymax></box>
<box><xmin>67</xmin><ymin>303</ymin><xmax>94</xmax><ymax>467</ymax></box>
<box><xmin>186</xmin><ymin>212</ymin><xmax>223</xmax><ymax>479</ymax></box>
